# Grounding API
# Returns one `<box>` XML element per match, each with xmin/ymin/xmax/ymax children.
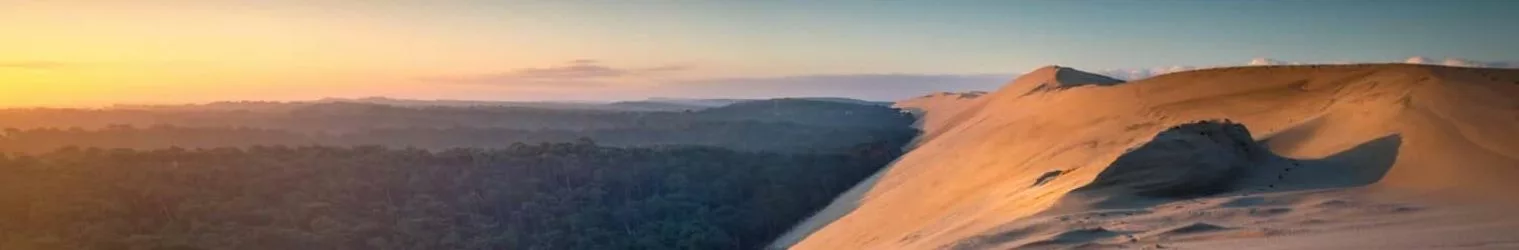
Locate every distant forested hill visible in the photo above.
<box><xmin>0</xmin><ymin>99</ymin><xmax>915</xmax><ymax>153</ymax></box>
<box><xmin>0</xmin><ymin>98</ymin><xmax>916</xmax><ymax>249</ymax></box>
<box><xmin>0</xmin><ymin>122</ymin><xmax>913</xmax><ymax>154</ymax></box>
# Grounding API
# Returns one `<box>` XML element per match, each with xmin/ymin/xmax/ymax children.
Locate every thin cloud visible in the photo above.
<box><xmin>419</xmin><ymin>56</ymin><xmax>1519</xmax><ymax>102</ymax></box>
<box><xmin>656</xmin><ymin>73</ymin><xmax>1013</xmax><ymax>101</ymax></box>
<box><xmin>1093</xmin><ymin>56</ymin><xmax>1519</xmax><ymax>80</ymax></box>
<box><xmin>511</xmin><ymin>60</ymin><xmax>627</xmax><ymax>80</ymax></box>
<box><xmin>426</xmin><ymin>60</ymin><xmax>692</xmax><ymax>87</ymax></box>
<box><xmin>0</xmin><ymin>61</ymin><xmax>72</xmax><ymax>70</ymax></box>
<box><xmin>1404</xmin><ymin>57</ymin><xmax>1518</xmax><ymax>68</ymax></box>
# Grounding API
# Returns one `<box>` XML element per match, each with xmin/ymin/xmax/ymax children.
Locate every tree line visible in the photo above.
<box><xmin>0</xmin><ymin>139</ymin><xmax>907</xmax><ymax>250</ymax></box>
<box><xmin>0</xmin><ymin>99</ymin><xmax>911</xmax><ymax>132</ymax></box>
<box><xmin>0</xmin><ymin>121</ymin><xmax>914</xmax><ymax>154</ymax></box>
<box><xmin>0</xmin><ymin>99</ymin><xmax>918</xmax><ymax>249</ymax></box>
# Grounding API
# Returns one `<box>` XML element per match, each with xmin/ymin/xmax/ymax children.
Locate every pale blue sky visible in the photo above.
<box><xmin>3</xmin><ymin>1</ymin><xmax>1517</xmax><ymax>105</ymax></box>
<box><xmin>453</xmin><ymin>0</ymin><xmax>1519</xmax><ymax>73</ymax></box>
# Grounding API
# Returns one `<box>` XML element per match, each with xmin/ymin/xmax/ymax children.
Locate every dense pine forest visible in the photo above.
<box><xmin>0</xmin><ymin>122</ymin><xmax>908</xmax><ymax>154</ymax></box>
<box><xmin>0</xmin><ymin>99</ymin><xmax>916</xmax><ymax>250</ymax></box>
<box><xmin>0</xmin><ymin>99</ymin><xmax>907</xmax><ymax>132</ymax></box>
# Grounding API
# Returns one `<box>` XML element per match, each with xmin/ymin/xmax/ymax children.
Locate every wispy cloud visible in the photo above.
<box><xmin>419</xmin><ymin>56</ymin><xmax>1519</xmax><ymax>102</ymax></box>
<box><xmin>653</xmin><ymin>73</ymin><xmax>1013</xmax><ymax>101</ymax></box>
<box><xmin>425</xmin><ymin>60</ymin><xmax>693</xmax><ymax>87</ymax></box>
<box><xmin>1401</xmin><ymin>57</ymin><xmax>1518</xmax><ymax>68</ymax></box>
<box><xmin>1094</xmin><ymin>56</ymin><xmax>1519</xmax><ymax>80</ymax></box>
<box><xmin>654</xmin><ymin>56</ymin><xmax>1519</xmax><ymax>101</ymax></box>
<box><xmin>0</xmin><ymin>61</ymin><xmax>72</xmax><ymax>70</ymax></box>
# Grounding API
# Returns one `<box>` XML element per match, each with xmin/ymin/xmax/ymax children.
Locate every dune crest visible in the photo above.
<box><xmin>893</xmin><ymin>91</ymin><xmax>987</xmax><ymax>144</ymax></box>
<box><xmin>781</xmin><ymin>64</ymin><xmax>1519</xmax><ymax>249</ymax></box>
<box><xmin>1024</xmin><ymin>65</ymin><xmax>1127</xmax><ymax>92</ymax></box>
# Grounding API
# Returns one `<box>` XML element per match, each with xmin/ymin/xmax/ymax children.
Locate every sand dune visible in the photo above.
<box><xmin>780</xmin><ymin>64</ymin><xmax>1519</xmax><ymax>249</ymax></box>
<box><xmin>893</xmin><ymin>91</ymin><xmax>986</xmax><ymax>142</ymax></box>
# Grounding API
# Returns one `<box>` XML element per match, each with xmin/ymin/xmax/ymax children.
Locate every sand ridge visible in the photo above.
<box><xmin>780</xmin><ymin>64</ymin><xmax>1519</xmax><ymax>249</ymax></box>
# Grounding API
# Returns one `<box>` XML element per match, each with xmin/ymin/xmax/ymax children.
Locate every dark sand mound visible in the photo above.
<box><xmin>1154</xmin><ymin>222</ymin><xmax>1230</xmax><ymax>235</ymax></box>
<box><xmin>1014</xmin><ymin>227</ymin><xmax>1124</xmax><ymax>249</ymax></box>
<box><xmin>1073</xmin><ymin>120</ymin><xmax>1270</xmax><ymax>198</ymax></box>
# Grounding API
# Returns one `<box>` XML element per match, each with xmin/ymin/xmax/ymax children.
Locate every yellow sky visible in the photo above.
<box><xmin>10</xmin><ymin>2</ymin><xmax>1508</xmax><ymax>106</ymax></box>
<box><xmin>0</xmin><ymin>2</ymin><xmax>585</xmax><ymax>107</ymax></box>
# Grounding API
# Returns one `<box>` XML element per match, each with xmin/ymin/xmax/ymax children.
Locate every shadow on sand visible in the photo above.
<box><xmin>947</xmin><ymin>124</ymin><xmax>1403</xmax><ymax>250</ymax></box>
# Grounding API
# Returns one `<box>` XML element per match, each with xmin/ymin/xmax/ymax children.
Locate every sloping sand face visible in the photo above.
<box><xmin>782</xmin><ymin>64</ymin><xmax>1519</xmax><ymax>249</ymax></box>
<box><xmin>893</xmin><ymin>91</ymin><xmax>987</xmax><ymax>142</ymax></box>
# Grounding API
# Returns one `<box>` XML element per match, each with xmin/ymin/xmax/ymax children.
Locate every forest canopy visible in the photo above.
<box><xmin>0</xmin><ymin>99</ymin><xmax>917</xmax><ymax>250</ymax></box>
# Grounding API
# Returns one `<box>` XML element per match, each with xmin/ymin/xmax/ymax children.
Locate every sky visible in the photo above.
<box><xmin>2</xmin><ymin>1</ymin><xmax>1517</xmax><ymax>107</ymax></box>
